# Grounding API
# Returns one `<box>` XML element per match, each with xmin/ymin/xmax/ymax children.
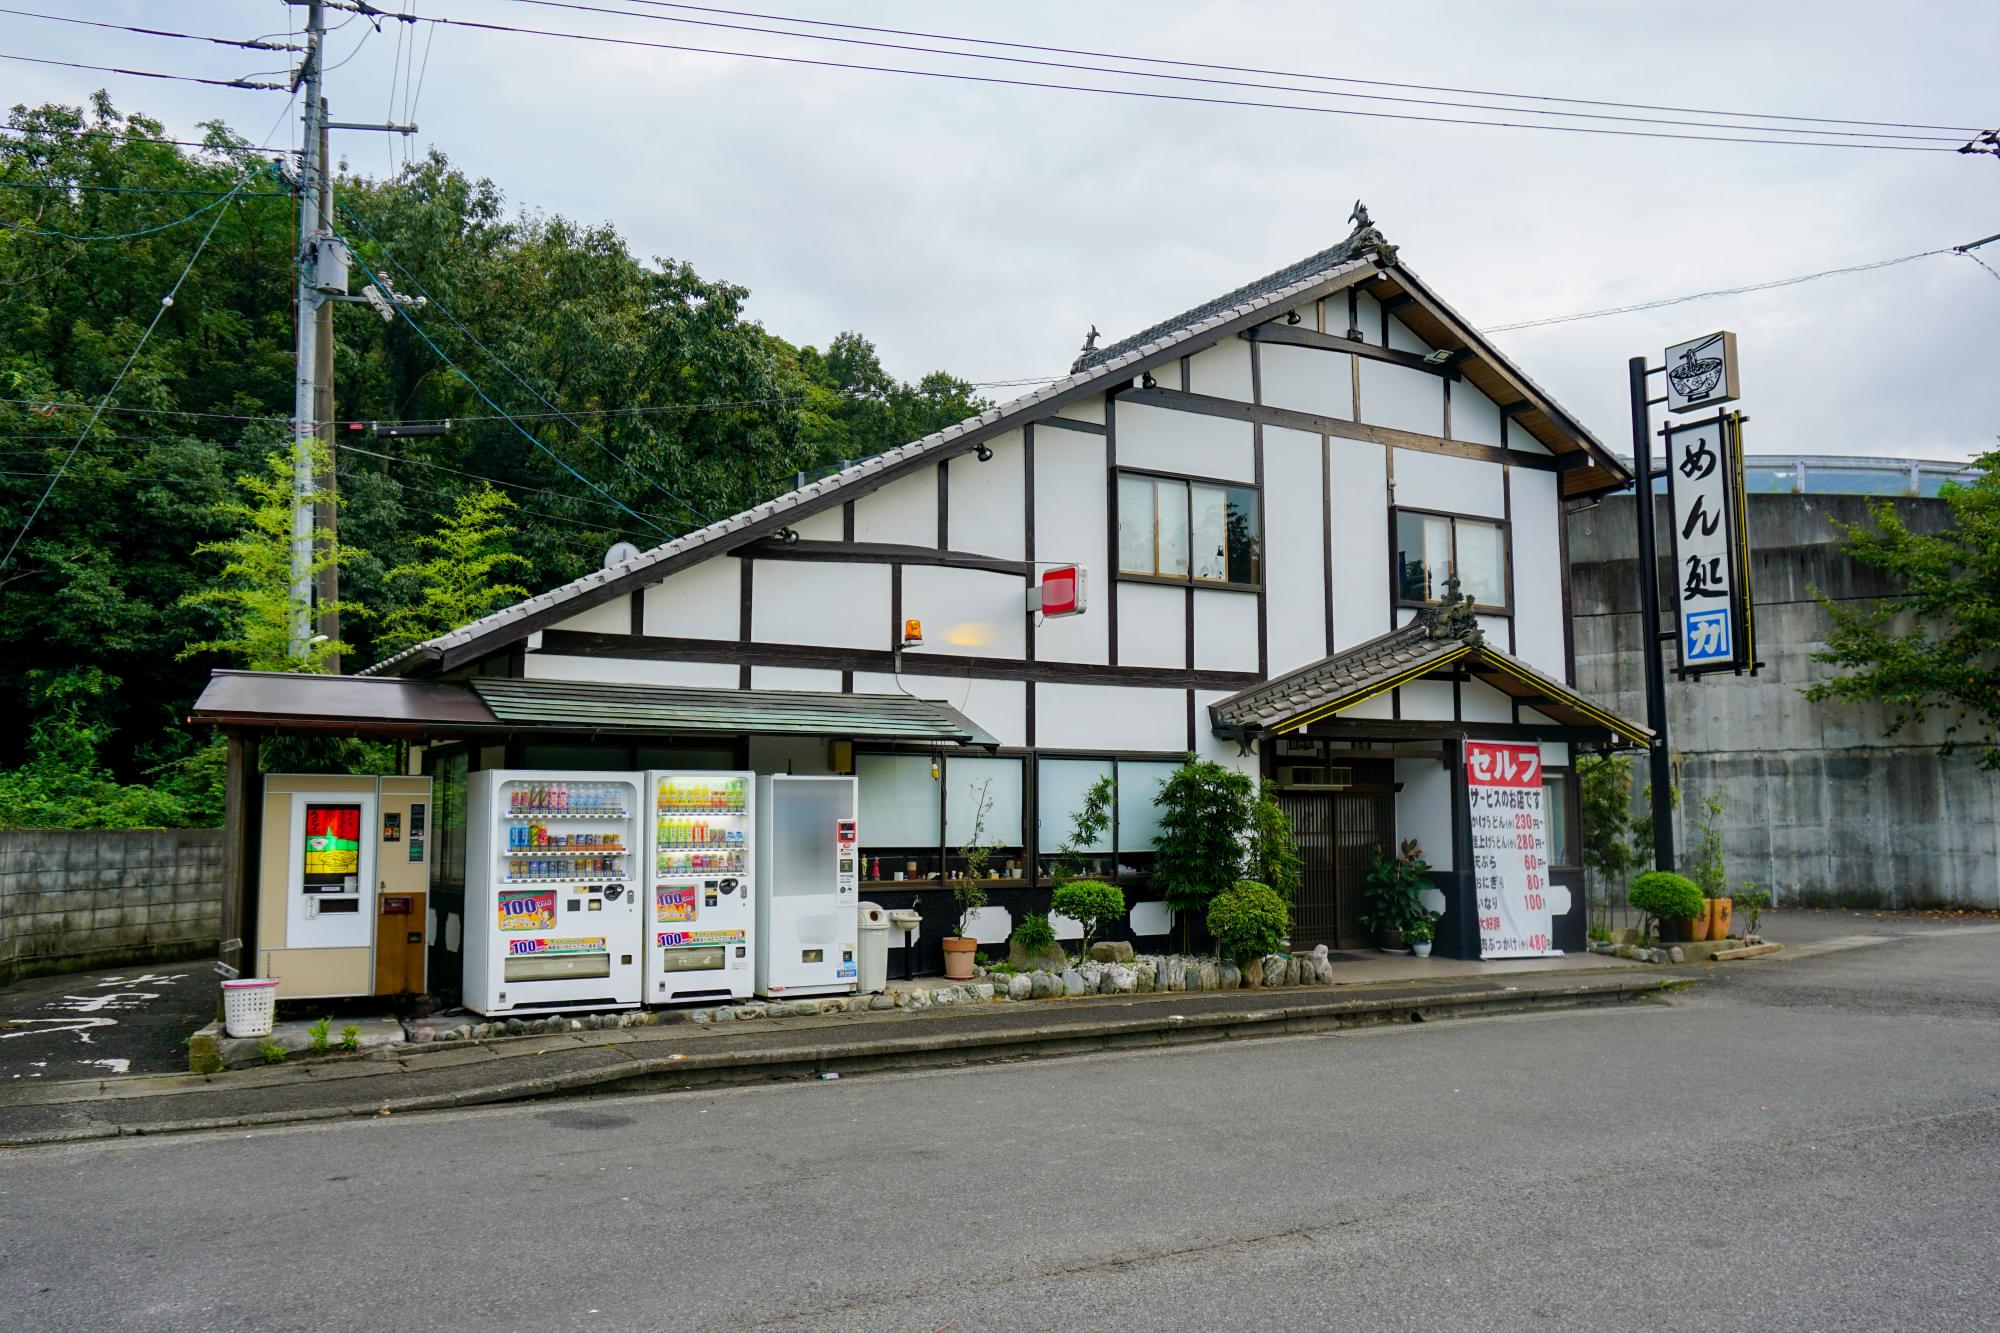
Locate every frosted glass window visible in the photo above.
<box><xmin>1396</xmin><ymin>510</ymin><xmax>1508</xmax><ymax>610</ymax></box>
<box><xmin>772</xmin><ymin>780</ymin><xmax>846</xmax><ymax>896</ymax></box>
<box><xmin>1116</xmin><ymin>761</ymin><xmax>1179</xmax><ymax>852</ymax></box>
<box><xmin>1037</xmin><ymin>758</ymin><xmax>1113</xmax><ymax>854</ymax></box>
<box><xmin>1120</xmin><ymin>473</ymin><xmax>1259</xmax><ymax>584</ymax></box>
<box><xmin>1156</xmin><ymin>479</ymin><xmax>1189</xmax><ymax>577</ymax></box>
<box><xmin>945</xmin><ymin>757</ymin><xmax>1023</xmax><ymax>848</ymax></box>
<box><xmin>1191</xmin><ymin>484</ymin><xmax>1227</xmax><ymax>581</ymax></box>
<box><xmin>1117</xmin><ymin>474</ymin><xmax>1155</xmax><ymax>573</ymax></box>
<box><xmin>856</xmin><ymin>754</ymin><xmax>939</xmax><ymax>846</ymax></box>
<box><xmin>1456</xmin><ymin>520</ymin><xmax>1506</xmax><ymax>608</ymax></box>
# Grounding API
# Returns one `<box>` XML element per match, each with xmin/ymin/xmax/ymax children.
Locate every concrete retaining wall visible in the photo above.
<box><xmin>1571</xmin><ymin>492</ymin><xmax>1999</xmax><ymax>910</ymax></box>
<box><xmin>0</xmin><ymin>829</ymin><xmax>223</xmax><ymax>984</ymax></box>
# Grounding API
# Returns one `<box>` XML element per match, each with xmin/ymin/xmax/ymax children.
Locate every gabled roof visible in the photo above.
<box><xmin>365</xmin><ymin>220</ymin><xmax>1629</xmax><ymax>678</ymax></box>
<box><xmin>1208</xmin><ymin>613</ymin><xmax>1651</xmax><ymax>747</ymax></box>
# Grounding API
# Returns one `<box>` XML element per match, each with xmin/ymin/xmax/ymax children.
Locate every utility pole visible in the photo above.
<box><xmin>287</xmin><ymin>0</ymin><xmax>325</xmax><ymax>663</ymax></box>
<box><xmin>1627</xmin><ymin>356</ymin><xmax>1675</xmax><ymax>873</ymax></box>
<box><xmin>313</xmin><ymin>98</ymin><xmax>340</xmax><ymax>673</ymax></box>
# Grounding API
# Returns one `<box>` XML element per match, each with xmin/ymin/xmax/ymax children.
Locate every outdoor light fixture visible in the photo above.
<box><xmin>777</xmin><ymin>526</ymin><xmax>800</xmax><ymax>545</ymax></box>
<box><xmin>1286</xmin><ymin>310</ymin><xmax>1302</xmax><ymax>325</ymax></box>
<box><xmin>901</xmin><ymin>618</ymin><xmax>924</xmax><ymax>648</ymax></box>
<box><xmin>1141</xmin><ymin>371</ymin><xmax>1157</xmax><ymax>389</ymax></box>
<box><xmin>974</xmin><ymin>443</ymin><xmax>993</xmax><ymax>462</ymax></box>
<box><xmin>1423</xmin><ymin>348</ymin><xmax>1455</xmax><ymax>365</ymax></box>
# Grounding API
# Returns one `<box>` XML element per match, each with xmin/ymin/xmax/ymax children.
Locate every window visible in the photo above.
<box><xmin>1037</xmin><ymin>755</ymin><xmax>1179</xmax><ymax>879</ymax></box>
<box><xmin>857</xmin><ymin>753</ymin><xmax>939</xmax><ymax>882</ymax></box>
<box><xmin>1543</xmin><ymin>770</ymin><xmax>1574</xmax><ymax>867</ymax></box>
<box><xmin>1395</xmin><ymin>509</ymin><xmax>1508</xmax><ymax>610</ymax></box>
<box><xmin>1118</xmin><ymin>472</ymin><xmax>1260</xmax><ymax>585</ymax></box>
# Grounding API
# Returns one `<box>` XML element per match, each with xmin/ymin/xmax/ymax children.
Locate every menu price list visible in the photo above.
<box><xmin>1465</xmin><ymin>740</ymin><xmax>1560</xmax><ymax>959</ymax></box>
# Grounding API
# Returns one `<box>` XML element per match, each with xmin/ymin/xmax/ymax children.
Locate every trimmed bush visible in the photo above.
<box><xmin>1009</xmin><ymin>912</ymin><xmax>1056</xmax><ymax>954</ymax></box>
<box><xmin>1049</xmin><ymin>879</ymin><xmax>1124</xmax><ymax>954</ymax></box>
<box><xmin>1207</xmin><ymin>880</ymin><xmax>1290</xmax><ymax>964</ymax></box>
<box><xmin>1628</xmin><ymin>870</ymin><xmax>1703</xmax><ymax>924</ymax></box>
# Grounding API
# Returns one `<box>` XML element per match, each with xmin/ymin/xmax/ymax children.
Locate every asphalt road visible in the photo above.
<box><xmin>0</xmin><ymin>965</ymin><xmax>215</xmax><ymax>1084</ymax></box>
<box><xmin>4</xmin><ymin>925</ymin><xmax>1998</xmax><ymax>1331</ymax></box>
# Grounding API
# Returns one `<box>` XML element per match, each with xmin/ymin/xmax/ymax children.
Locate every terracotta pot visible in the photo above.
<box><xmin>1711</xmin><ymin>896</ymin><xmax>1734</xmax><ymax>939</ymax></box>
<box><xmin>941</xmin><ymin>936</ymin><xmax>978</xmax><ymax>980</ymax></box>
<box><xmin>1691</xmin><ymin>899</ymin><xmax>1714</xmax><ymax>942</ymax></box>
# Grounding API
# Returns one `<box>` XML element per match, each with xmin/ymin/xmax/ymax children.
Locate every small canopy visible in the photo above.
<box><xmin>1208</xmin><ymin>610</ymin><xmax>1651</xmax><ymax>747</ymax></box>
<box><xmin>190</xmin><ymin>670</ymin><xmax>996</xmax><ymax>747</ymax></box>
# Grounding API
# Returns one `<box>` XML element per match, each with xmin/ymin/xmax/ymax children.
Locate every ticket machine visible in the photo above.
<box><xmin>256</xmin><ymin>774</ymin><xmax>431</xmax><ymax>1000</ymax></box>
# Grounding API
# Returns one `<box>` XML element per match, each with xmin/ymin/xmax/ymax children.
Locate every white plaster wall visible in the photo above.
<box><xmin>1506</xmin><ymin>419</ymin><xmax>1552</xmax><ymax>455</ymax></box>
<box><xmin>1117</xmin><ymin>580</ymin><xmax>1185</xmax><ymax>669</ymax></box>
<box><xmin>1033</xmin><ymin>431</ymin><xmax>1110</xmax><ymax>664</ymax></box>
<box><xmin>1395</xmin><ymin>757</ymin><xmax>1455</xmax><ymax>871</ymax></box>
<box><xmin>751</xmin><ymin>561</ymin><xmax>891</xmax><ymax>650</ymax></box>
<box><xmin>955</xmin><ymin>429</ymin><xmax>1026</xmax><ymax>561</ymax></box>
<box><xmin>1462</xmin><ymin>678</ymin><xmax>1515</xmax><ymax>723</ymax></box>
<box><xmin>643</xmin><ymin>555</ymin><xmax>740</xmax><ymax>641</ymax></box>
<box><xmin>1340</xmin><ymin>692</ymin><xmax>1394</xmax><ymax>719</ymax></box>
<box><xmin>1477</xmin><ymin>614</ymin><xmax>1513</xmax><ymax>645</ymax></box>
<box><xmin>551</xmin><ymin>596</ymin><xmax>630</xmax><ymax>636</ymax></box>
<box><xmin>1194</xmin><ymin>589</ymin><xmax>1259</xmax><ymax>672</ymax></box>
<box><xmin>752</xmin><ymin>666</ymin><xmax>842</xmax><ymax>693</ymax></box>
<box><xmin>1391</xmin><ymin>450</ymin><xmax>1506</xmax><ymax>520</ymax></box>
<box><xmin>1054</xmin><ymin>395</ymin><xmax>1105</xmax><ymax>425</ymax></box>
<box><xmin>1130</xmin><ymin>899</ymin><xmax>1174</xmax><ymax>937</ymax></box>
<box><xmin>1353</xmin><ymin>290</ymin><xmax>1381</xmax><ymax>344</ymax></box>
<box><xmin>1188</xmin><ymin>339</ymin><xmax>1254</xmax><ymax>402</ymax></box>
<box><xmin>852</xmin><ymin>672</ymin><xmax>1027</xmax><ymax>749</ymax></box>
<box><xmin>1329</xmin><ymin>443</ymin><xmax>1391</xmax><ymax>649</ymax></box>
<box><xmin>789</xmin><ymin>507</ymin><xmax>844</xmax><ymax>541</ymax></box>
<box><xmin>1196</xmin><ymin>689</ymin><xmax>1259</xmax><ymax>779</ymax></box>
<box><xmin>1359</xmin><ymin>361</ymin><xmax>1445</xmax><ymax>437</ymax></box>
<box><xmin>902</xmin><ymin>565</ymin><xmax>1025</xmax><ymax>661</ymax></box>
<box><xmin>1454</xmin><ymin>381</ymin><xmax>1504</xmax><ymax>447</ymax></box>
<box><xmin>1509</xmin><ymin>466</ymin><xmax>1566</xmax><ymax>677</ymax></box>
<box><xmin>523</xmin><ymin>654</ymin><xmax>738</xmax><ymax>688</ymax></box>
<box><xmin>1262</xmin><ymin>426</ymin><xmax>1328</xmax><ymax>674</ymax></box>
<box><xmin>1387</xmin><ymin>314</ymin><xmax>1430</xmax><ymax>355</ymax></box>
<box><xmin>852</xmin><ymin>466</ymin><xmax>938</xmax><ymax>547</ymax></box>
<box><xmin>1260</xmin><ymin>342</ymin><xmax>1352</xmax><ymax>421</ymax></box>
<box><xmin>1116</xmin><ymin>400</ymin><xmax>1254</xmax><ymax>483</ymax></box>
<box><xmin>1398</xmin><ymin>679</ymin><xmax>1456</xmax><ymax>721</ymax></box>
<box><xmin>1037</xmin><ymin>684</ymin><xmax>1185</xmax><ymax>753</ymax></box>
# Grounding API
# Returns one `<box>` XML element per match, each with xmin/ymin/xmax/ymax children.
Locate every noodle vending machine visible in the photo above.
<box><xmin>754</xmin><ymin>774</ymin><xmax>860</xmax><ymax>998</ymax></box>
<box><xmin>255</xmin><ymin>774</ymin><xmax>431</xmax><ymax>1000</ymax></box>
<box><xmin>645</xmin><ymin>771</ymin><xmax>757</xmax><ymax>1003</ymax></box>
<box><xmin>464</xmin><ymin>770</ymin><xmax>643</xmax><ymax>1017</ymax></box>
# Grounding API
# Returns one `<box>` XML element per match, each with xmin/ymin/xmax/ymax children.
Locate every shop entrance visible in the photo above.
<box><xmin>1276</xmin><ymin>789</ymin><xmax>1393</xmax><ymax>951</ymax></box>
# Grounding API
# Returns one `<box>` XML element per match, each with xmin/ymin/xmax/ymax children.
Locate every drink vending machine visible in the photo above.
<box><xmin>754</xmin><ymin>774</ymin><xmax>860</xmax><ymax>998</ymax></box>
<box><xmin>645</xmin><ymin>770</ymin><xmax>756</xmax><ymax>1003</ymax></box>
<box><xmin>464</xmin><ymin>770</ymin><xmax>642</xmax><ymax>1016</ymax></box>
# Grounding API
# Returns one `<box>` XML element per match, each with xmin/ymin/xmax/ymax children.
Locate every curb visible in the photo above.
<box><xmin>0</xmin><ymin>973</ymin><xmax>1674</xmax><ymax>1146</ymax></box>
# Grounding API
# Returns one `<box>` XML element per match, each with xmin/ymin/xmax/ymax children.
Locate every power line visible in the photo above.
<box><xmin>0</xmin><ymin>177</ymin><xmax>269</xmax><ymax>240</ymax></box>
<box><xmin>348</xmin><ymin>4</ymin><xmax>1966</xmax><ymax>152</ymax></box>
<box><xmin>0</xmin><ymin>176</ymin><xmax>247</xmax><ymax>574</ymax></box>
<box><xmin>0</xmin><ymin>180</ymin><xmax>289</xmax><ymax>197</ymax></box>
<box><xmin>505</xmin><ymin>0</ymin><xmax>1968</xmax><ymax>144</ymax></box>
<box><xmin>0</xmin><ymin>51</ymin><xmax>287</xmax><ymax>92</ymax></box>
<box><xmin>0</xmin><ymin>123</ymin><xmax>293</xmax><ymax>157</ymax></box>
<box><xmin>616</xmin><ymin>0</ymin><xmax>1987</xmax><ymax>136</ymax></box>
<box><xmin>0</xmin><ymin>7</ymin><xmax>300</xmax><ymax>52</ymax></box>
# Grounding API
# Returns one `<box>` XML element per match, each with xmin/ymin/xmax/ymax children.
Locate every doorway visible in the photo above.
<box><xmin>1277</xmin><ymin>789</ymin><xmax>1394</xmax><ymax>950</ymax></box>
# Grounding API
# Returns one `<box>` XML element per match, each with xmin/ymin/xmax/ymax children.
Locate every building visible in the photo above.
<box><xmin>194</xmin><ymin>215</ymin><xmax>1649</xmax><ymax>985</ymax></box>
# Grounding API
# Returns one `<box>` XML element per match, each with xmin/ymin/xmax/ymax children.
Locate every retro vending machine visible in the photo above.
<box><xmin>645</xmin><ymin>771</ymin><xmax>757</xmax><ymax>1004</ymax></box>
<box><xmin>754</xmin><ymin>774</ymin><xmax>859</xmax><ymax>998</ymax></box>
<box><xmin>463</xmin><ymin>770</ymin><xmax>643</xmax><ymax>1016</ymax></box>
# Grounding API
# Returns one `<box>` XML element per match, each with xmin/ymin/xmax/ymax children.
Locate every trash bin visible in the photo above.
<box><xmin>856</xmin><ymin>902</ymin><xmax>890</xmax><ymax>995</ymax></box>
<box><xmin>222</xmin><ymin>978</ymin><xmax>281</xmax><ymax>1038</ymax></box>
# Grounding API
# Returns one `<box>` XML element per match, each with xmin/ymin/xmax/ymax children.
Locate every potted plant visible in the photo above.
<box><xmin>942</xmin><ymin>779</ymin><xmax>999</xmax><ymax>980</ymax></box>
<box><xmin>1406</xmin><ymin>913</ymin><xmax>1437</xmax><ymax>958</ymax></box>
<box><xmin>1732</xmin><ymin>883</ymin><xmax>1768</xmax><ymax>940</ymax></box>
<box><xmin>1362</xmin><ymin>839</ymin><xmax>1430</xmax><ymax>953</ymax></box>
<box><xmin>1049</xmin><ymin>878</ymin><xmax>1125</xmax><ymax>962</ymax></box>
<box><xmin>1628</xmin><ymin>870</ymin><xmax>1703</xmax><ymax>945</ymax></box>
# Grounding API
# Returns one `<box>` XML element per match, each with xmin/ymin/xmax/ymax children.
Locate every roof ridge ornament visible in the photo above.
<box><xmin>1420</xmin><ymin>575</ymin><xmax>1482</xmax><ymax>643</ymax></box>
<box><xmin>1069</xmin><ymin>324</ymin><xmax>1101</xmax><ymax>374</ymax></box>
<box><xmin>1346</xmin><ymin>199</ymin><xmax>1398</xmax><ymax>268</ymax></box>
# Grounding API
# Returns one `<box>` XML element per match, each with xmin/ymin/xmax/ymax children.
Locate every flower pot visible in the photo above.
<box><xmin>1690</xmin><ymin>899</ymin><xmax>1714</xmax><ymax>942</ymax></box>
<box><xmin>1411</xmin><ymin>940</ymin><xmax>1433</xmax><ymax>958</ymax></box>
<box><xmin>1711</xmin><ymin>896</ymin><xmax>1734</xmax><ymax>939</ymax></box>
<box><xmin>941</xmin><ymin>936</ymin><xmax>978</xmax><ymax>980</ymax></box>
<box><xmin>1375</xmin><ymin>927</ymin><xmax>1410</xmax><ymax>954</ymax></box>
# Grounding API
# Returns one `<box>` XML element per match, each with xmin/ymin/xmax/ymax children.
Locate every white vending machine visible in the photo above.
<box><xmin>645</xmin><ymin>770</ymin><xmax>756</xmax><ymax>1004</ymax></box>
<box><xmin>464</xmin><ymin>770</ymin><xmax>643</xmax><ymax>1016</ymax></box>
<box><xmin>754</xmin><ymin>774</ymin><xmax>860</xmax><ymax>998</ymax></box>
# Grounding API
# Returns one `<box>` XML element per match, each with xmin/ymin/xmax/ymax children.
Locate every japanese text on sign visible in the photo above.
<box><xmin>1666</xmin><ymin>417</ymin><xmax>1745</xmax><ymax>672</ymax></box>
<box><xmin>1466</xmin><ymin>740</ymin><xmax>1561</xmax><ymax>960</ymax></box>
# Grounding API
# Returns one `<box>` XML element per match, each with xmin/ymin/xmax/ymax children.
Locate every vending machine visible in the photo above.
<box><xmin>754</xmin><ymin>774</ymin><xmax>859</xmax><ymax>998</ymax></box>
<box><xmin>644</xmin><ymin>770</ymin><xmax>757</xmax><ymax>1004</ymax></box>
<box><xmin>463</xmin><ymin>770</ymin><xmax>643</xmax><ymax>1016</ymax></box>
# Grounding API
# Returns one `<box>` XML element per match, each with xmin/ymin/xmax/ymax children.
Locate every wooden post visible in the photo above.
<box><xmin>218</xmin><ymin>731</ymin><xmax>261</xmax><ymax>978</ymax></box>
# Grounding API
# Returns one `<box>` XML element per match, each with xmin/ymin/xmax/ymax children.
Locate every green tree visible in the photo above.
<box><xmin>178</xmin><ymin>443</ymin><xmax>361</xmax><ymax>672</ymax></box>
<box><xmin>1248</xmin><ymin>780</ymin><xmax>1303</xmax><ymax>904</ymax></box>
<box><xmin>1806</xmin><ymin>453</ymin><xmax>2000</xmax><ymax>767</ymax></box>
<box><xmin>1151</xmin><ymin>756</ymin><xmax>1256</xmax><ymax>949</ymax></box>
<box><xmin>377</xmin><ymin>484</ymin><xmax>530</xmax><ymax>655</ymax></box>
<box><xmin>1046</xmin><ymin>774</ymin><xmax>1114</xmax><ymax>889</ymax></box>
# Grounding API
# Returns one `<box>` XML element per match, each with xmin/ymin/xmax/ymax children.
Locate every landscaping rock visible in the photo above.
<box><xmin>1030</xmin><ymin>971</ymin><xmax>1059</xmax><ymax>999</ymax></box>
<box><xmin>1008</xmin><ymin>974</ymin><xmax>1033</xmax><ymax>1001</ymax></box>
<box><xmin>1195</xmin><ymin>961</ymin><xmax>1219</xmax><ymax>991</ymax></box>
<box><xmin>1009</xmin><ymin>940</ymin><xmax>1070</xmax><ymax>972</ymax></box>
<box><xmin>1106</xmin><ymin>964</ymin><xmax>1137</xmax><ymax>994</ymax></box>
<box><xmin>1313</xmin><ymin>943</ymin><xmax>1329</xmax><ymax>961</ymax></box>
<box><xmin>1219</xmin><ymin>962</ymin><xmax>1241</xmax><ymax>990</ymax></box>
<box><xmin>1058</xmin><ymin>969</ymin><xmax>1085</xmax><ymax>997</ymax></box>
<box><xmin>907</xmin><ymin>989</ymin><xmax>932</xmax><ymax>1009</ymax></box>
<box><xmin>1261</xmin><ymin>953</ymin><xmax>1289</xmax><ymax>987</ymax></box>
<box><xmin>733</xmin><ymin>1004</ymin><xmax>766</xmax><ymax>1021</ymax></box>
<box><xmin>1135</xmin><ymin>962</ymin><xmax>1156</xmax><ymax>993</ymax></box>
<box><xmin>1313</xmin><ymin>958</ymin><xmax>1335</xmax><ymax>985</ymax></box>
<box><xmin>1242</xmin><ymin>958</ymin><xmax>1264</xmax><ymax>987</ymax></box>
<box><xmin>1163</xmin><ymin>956</ymin><xmax>1187</xmax><ymax>992</ymax></box>
<box><xmin>504</xmin><ymin>1018</ymin><xmax>526</xmax><ymax>1036</ymax></box>
<box><xmin>1088</xmin><ymin>940</ymin><xmax>1136</xmax><ymax>964</ymax></box>
<box><xmin>1669</xmin><ymin>946</ymin><xmax>1686</xmax><ymax>964</ymax></box>
<box><xmin>869</xmin><ymin>994</ymin><xmax>895</xmax><ymax>1010</ymax></box>
<box><xmin>764</xmin><ymin>1002</ymin><xmax>796</xmax><ymax>1018</ymax></box>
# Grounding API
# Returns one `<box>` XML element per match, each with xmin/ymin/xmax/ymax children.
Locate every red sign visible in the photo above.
<box><xmin>1465</xmin><ymin>740</ymin><xmax>1558</xmax><ymax>959</ymax></box>
<box><xmin>1039</xmin><ymin>565</ymin><xmax>1085</xmax><ymax>618</ymax></box>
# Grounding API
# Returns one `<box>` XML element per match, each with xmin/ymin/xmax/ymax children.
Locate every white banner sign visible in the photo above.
<box><xmin>1665</xmin><ymin>416</ymin><xmax>1746</xmax><ymax>673</ymax></box>
<box><xmin>1466</xmin><ymin>740</ymin><xmax>1560</xmax><ymax>959</ymax></box>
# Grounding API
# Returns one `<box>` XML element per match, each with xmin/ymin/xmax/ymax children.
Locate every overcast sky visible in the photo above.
<box><xmin>8</xmin><ymin>1</ymin><xmax>1997</xmax><ymax>462</ymax></box>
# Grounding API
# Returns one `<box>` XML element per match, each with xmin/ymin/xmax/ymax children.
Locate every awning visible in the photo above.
<box><xmin>1207</xmin><ymin>611</ymin><xmax>1651</xmax><ymax>747</ymax></box>
<box><xmin>190</xmin><ymin>670</ymin><xmax>997</xmax><ymax>747</ymax></box>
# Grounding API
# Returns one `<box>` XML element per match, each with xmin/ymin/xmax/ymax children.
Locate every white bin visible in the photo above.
<box><xmin>221</xmin><ymin>978</ymin><xmax>281</xmax><ymax>1038</ymax></box>
<box><xmin>856</xmin><ymin>902</ymin><xmax>890</xmax><ymax>995</ymax></box>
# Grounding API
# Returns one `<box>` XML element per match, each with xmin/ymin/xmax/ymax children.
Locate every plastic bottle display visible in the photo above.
<box><xmin>507</xmin><ymin>782</ymin><xmax>626</xmax><ymax>816</ymax></box>
<box><xmin>653</xmin><ymin>777</ymin><xmax>748</xmax><ymax>873</ymax></box>
<box><xmin>501</xmin><ymin>780</ymin><xmax>631</xmax><ymax>880</ymax></box>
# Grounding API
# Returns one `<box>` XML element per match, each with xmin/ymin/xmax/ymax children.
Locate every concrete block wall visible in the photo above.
<box><xmin>1569</xmin><ymin>493</ymin><xmax>1999</xmax><ymax>910</ymax></box>
<box><xmin>0</xmin><ymin>829</ymin><xmax>224</xmax><ymax>984</ymax></box>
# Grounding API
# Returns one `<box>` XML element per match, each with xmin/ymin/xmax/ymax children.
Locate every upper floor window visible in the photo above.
<box><xmin>1395</xmin><ymin>508</ymin><xmax>1508</xmax><ymax>611</ymax></box>
<box><xmin>1118</xmin><ymin>471</ymin><xmax>1261</xmax><ymax>586</ymax></box>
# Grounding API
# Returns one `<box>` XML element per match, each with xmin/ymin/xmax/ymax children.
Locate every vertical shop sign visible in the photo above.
<box><xmin>1466</xmin><ymin>740</ymin><xmax>1560</xmax><ymax>959</ymax></box>
<box><xmin>1665</xmin><ymin>414</ymin><xmax>1753</xmax><ymax>674</ymax></box>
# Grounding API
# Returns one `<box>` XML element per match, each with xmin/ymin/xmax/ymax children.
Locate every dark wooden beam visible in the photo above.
<box><xmin>1034</xmin><ymin>414</ymin><xmax>1106</xmax><ymax>436</ymax></box>
<box><xmin>1287</xmin><ymin>717</ymin><xmax>1605</xmax><ymax>742</ymax></box>
<box><xmin>732</xmin><ymin>538</ymin><xmax>1029</xmax><ymax>578</ymax></box>
<box><xmin>1242</xmin><ymin>320</ymin><xmax>1460</xmax><ymax>380</ymax></box>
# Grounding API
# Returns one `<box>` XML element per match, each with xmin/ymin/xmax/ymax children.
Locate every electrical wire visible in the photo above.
<box><xmin>0</xmin><ymin>7</ymin><xmax>299</xmax><ymax>51</ymax></box>
<box><xmin>0</xmin><ymin>123</ymin><xmax>293</xmax><ymax>157</ymax></box>
<box><xmin>505</xmin><ymin>0</ymin><xmax>1968</xmax><ymax>144</ymax></box>
<box><xmin>348</xmin><ymin>4</ymin><xmax>1967</xmax><ymax>152</ymax></box>
<box><xmin>0</xmin><ymin>51</ymin><xmax>286</xmax><ymax>91</ymax></box>
<box><xmin>0</xmin><ymin>175</ymin><xmax>266</xmax><ymax>240</ymax></box>
<box><xmin>0</xmin><ymin>180</ymin><xmax>288</xmax><ymax>197</ymax></box>
<box><xmin>615</xmin><ymin>0</ymin><xmax>1987</xmax><ymax>136</ymax></box>
<box><xmin>0</xmin><ymin>176</ymin><xmax>247</xmax><ymax>574</ymax></box>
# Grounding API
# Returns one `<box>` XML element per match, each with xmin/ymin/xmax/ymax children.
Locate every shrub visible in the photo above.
<box><xmin>1010</xmin><ymin>912</ymin><xmax>1056</xmax><ymax>954</ymax></box>
<box><xmin>1248</xmin><ymin>781</ymin><xmax>1302</xmax><ymax>904</ymax></box>
<box><xmin>1049</xmin><ymin>879</ymin><xmax>1124</xmax><ymax>955</ymax></box>
<box><xmin>1208</xmin><ymin>880</ymin><xmax>1290</xmax><ymax>963</ymax></box>
<box><xmin>1629</xmin><ymin>870</ymin><xmax>1703</xmax><ymax>929</ymax></box>
<box><xmin>1362</xmin><ymin>838</ymin><xmax>1431</xmax><ymax>936</ymax></box>
<box><xmin>1732</xmin><ymin>884</ymin><xmax>1769</xmax><ymax>935</ymax></box>
<box><xmin>1152</xmin><ymin>756</ymin><xmax>1256</xmax><ymax>947</ymax></box>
